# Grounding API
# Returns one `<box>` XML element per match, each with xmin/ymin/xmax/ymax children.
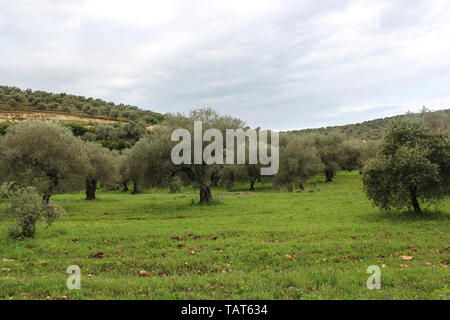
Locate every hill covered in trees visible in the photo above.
<box><xmin>0</xmin><ymin>85</ymin><xmax>164</xmax><ymax>124</ymax></box>
<box><xmin>289</xmin><ymin>108</ymin><xmax>450</xmax><ymax>140</ymax></box>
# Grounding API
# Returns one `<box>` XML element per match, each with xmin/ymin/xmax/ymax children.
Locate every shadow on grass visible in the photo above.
<box><xmin>190</xmin><ymin>198</ymin><xmax>223</xmax><ymax>206</ymax></box>
<box><xmin>365</xmin><ymin>208</ymin><xmax>449</xmax><ymax>222</ymax></box>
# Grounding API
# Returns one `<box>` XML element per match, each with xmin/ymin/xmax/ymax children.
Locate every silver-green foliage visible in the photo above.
<box><xmin>0</xmin><ymin>121</ymin><xmax>88</xmax><ymax>202</ymax></box>
<box><xmin>363</xmin><ymin>120</ymin><xmax>449</xmax><ymax>213</ymax></box>
<box><xmin>0</xmin><ymin>182</ymin><xmax>65</xmax><ymax>237</ymax></box>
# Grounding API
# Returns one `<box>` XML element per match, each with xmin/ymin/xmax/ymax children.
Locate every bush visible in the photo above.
<box><xmin>169</xmin><ymin>176</ymin><xmax>182</xmax><ymax>193</ymax></box>
<box><xmin>36</xmin><ymin>102</ymin><xmax>47</xmax><ymax>110</ymax></box>
<box><xmin>7</xmin><ymin>99</ymin><xmax>19</xmax><ymax>108</ymax></box>
<box><xmin>0</xmin><ymin>182</ymin><xmax>66</xmax><ymax>238</ymax></box>
<box><xmin>0</xmin><ymin>122</ymin><xmax>13</xmax><ymax>135</ymax></box>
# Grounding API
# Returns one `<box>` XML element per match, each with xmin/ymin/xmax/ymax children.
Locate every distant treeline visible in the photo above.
<box><xmin>289</xmin><ymin>107</ymin><xmax>450</xmax><ymax>140</ymax></box>
<box><xmin>0</xmin><ymin>85</ymin><xmax>164</xmax><ymax>124</ymax></box>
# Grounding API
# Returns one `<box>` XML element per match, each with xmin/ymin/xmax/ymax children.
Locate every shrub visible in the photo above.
<box><xmin>169</xmin><ymin>176</ymin><xmax>182</xmax><ymax>193</ymax></box>
<box><xmin>7</xmin><ymin>99</ymin><xmax>19</xmax><ymax>108</ymax></box>
<box><xmin>0</xmin><ymin>182</ymin><xmax>66</xmax><ymax>237</ymax></box>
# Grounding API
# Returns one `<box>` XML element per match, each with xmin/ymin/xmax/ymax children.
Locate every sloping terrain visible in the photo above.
<box><xmin>0</xmin><ymin>105</ymin><xmax>121</xmax><ymax>125</ymax></box>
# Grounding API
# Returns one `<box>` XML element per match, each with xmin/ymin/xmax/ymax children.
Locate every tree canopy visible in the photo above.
<box><xmin>0</xmin><ymin>121</ymin><xmax>88</xmax><ymax>202</ymax></box>
<box><xmin>363</xmin><ymin>120</ymin><xmax>450</xmax><ymax>213</ymax></box>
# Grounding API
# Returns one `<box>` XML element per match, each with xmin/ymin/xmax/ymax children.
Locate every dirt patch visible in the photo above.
<box><xmin>236</xmin><ymin>192</ymin><xmax>256</xmax><ymax>198</ymax></box>
<box><xmin>0</xmin><ymin>110</ymin><xmax>121</xmax><ymax>124</ymax></box>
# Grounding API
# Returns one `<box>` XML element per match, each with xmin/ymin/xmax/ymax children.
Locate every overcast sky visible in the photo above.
<box><xmin>1</xmin><ymin>0</ymin><xmax>450</xmax><ymax>130</ymax></box>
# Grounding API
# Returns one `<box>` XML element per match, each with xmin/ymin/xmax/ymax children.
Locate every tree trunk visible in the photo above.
<box><xmin>85</xmin><ymin>179</ymin><xmax>97</xmax><ymax>200</ymax></box>
<box><xmin>132</xmin><ymin>182</ymin><xmax>140</xmax><ymax>194</ymax></box>
<box><xmin>249</xmin><ymin>178</ymin><xmax>256</xmax><ymax>191</ymax></box>
<box><xmin>210</xmin><ymin>174</ymin><xmax>220</xmax><ymax>188</ymax></box>
<box><xmin>42</xmin><ymin>192</ymin><xmax>51</xmax><ymax>204</ymax></box>
<box><xmin>121</xmin><ymin>181</ymin><xmax>129</xmax><ymax>192</ymax></box>
<box><xmin>199</xmin><ymin>185</ymin><xmax>212</xmax><ymax>204</ymax></box>
<box><xmin>325</xmin><ymin>170</ymin><xmax>333</xmax><ymax>182</ymax></box>
<box><xmin>410</xmin><ymin>186</ymin><xmax>421</xmax><ymax>213</ymax></box>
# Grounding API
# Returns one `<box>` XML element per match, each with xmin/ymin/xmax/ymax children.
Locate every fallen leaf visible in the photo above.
<box><xmin>71</xmin><ymin>238</ymin><xmax>79</xmax><ymax>242</ymax></box>
<box><xmin>88</xmin><ymin>252</ymin><xmax>105</xmax><ymax>259</ymax></box>
<box><xmin>286</xmin><ymin>254</ymin><xmax>294</xmax><ymax>261</ymax></box>
<box><xmin>190</xmin><ymin>251</ymin><xmax>196</xmax><ymax>255</ymax></box>
<box><xmin>2</xmin><ymin>259</ymin><xmax>15</xmax><ymax>262</ymax></box>
<box><xmin>400</xmin><ymin>255</ymin><xmax>413</xmax><ymax>260</ymax></box>
<box><xmin>139</xmin><ymin>270</ymin><xmax>149</xmax><ymax>277</ymax></box>
<box><xmin>1</xmin><ymin>268</ymin><xmax>11</xmax><ymax>271</ymax></box>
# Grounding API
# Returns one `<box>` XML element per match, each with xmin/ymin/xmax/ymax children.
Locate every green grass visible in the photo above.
<box><xmin>0</xmin><ymin>171</ymin><xmax>448</xmax><ymax>300</ymax></box>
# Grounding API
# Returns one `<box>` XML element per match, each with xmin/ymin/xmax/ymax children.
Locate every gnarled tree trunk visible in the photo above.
<box><xmin>249</xmin><ymin>177</ymin><xmax>257</xmax><ymax>191</ymax></box>
<box><xmin>132</xmin><ymin>182</ymin><xmax>140</xmax><ymax>194</ymax></box>
<box><xmin>210</xmin><ymin>173</ymin><xmax>220</xmax><ymax>188</ymax></box>
<box><xmin>325</xmin><ymin>170</ymin><xmax>333</xmax><ymax>182</ymax></box>
<box><xmin>199</xmin><ymin>185</ymin><xmax>212</xmax><ymax>204</ymax></box>
<box><xmin>121</xmin><ymin>181</ymin><xmax>129</xmax><ymax>192</ymax></box>
<box><xmin>43</xmin><ymin>170</ymin><xmax>59</xmax><ymax>204</ymax></box>
<box><xmin>409</xmin><ymin>185</ymin><xmax>421</xmax><ymax>213</ymax></box>
<box><xmin>85</xmin><ymin>179</ymin><xmax>97</xmax><ymax>200</ymax></box>
<box><xmin>42</xmin><ymin>192</ymin><xmax>51</xmax><ymax>204</ymax></box>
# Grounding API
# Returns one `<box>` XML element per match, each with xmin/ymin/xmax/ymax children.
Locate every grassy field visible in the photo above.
<box><xmin>0</xmin><ymin>171</ymin><xmax>448</xmax><ymax>300</ymax></box>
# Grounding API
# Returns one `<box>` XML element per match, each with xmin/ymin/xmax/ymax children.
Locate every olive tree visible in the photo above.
<box><xmin>0</xmin><ymin>182</ymin><xmax>66</xmax><ymax>237</ymax></box>
<box><xmin>129</xmin><ymin>108</ymin><xmax>245</xmax><ymax>203</ymax></box>
<box><xmin>0</xmin><ymin>121</ymin><xmax>88</xmax><ymax>203</ymax></box>
<box><xmin>116</xmin><ymin>149</ymin><xmax>131</xmax><ymax>192</ymax></box>
<box><xmin>274</xmin><ymin>135</ymin><xmax>323</xmax><ymax>191</ymax></box>
<box><xmin>363</xmin><ymin>120</ymin><xmax>449</xmax><ymax>213</ymax></box>
<box><xmin>313</xmin><ymin>133</ymin><xmax>345</xmax><ymax>182</ymax></box>
<box><xmin>84</xmin><ymin>142</ymin><xmax>119</xmax><ymax>200</ymax></box>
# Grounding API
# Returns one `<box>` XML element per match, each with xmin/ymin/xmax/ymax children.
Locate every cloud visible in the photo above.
<box><xmin>1</xmin><ymin>0</ymin><xmax>449</xmax><ymax>130</ymax></box>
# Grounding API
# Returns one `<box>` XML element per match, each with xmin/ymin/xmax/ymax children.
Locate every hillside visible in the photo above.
<box><xmin>0</xmin><ymin>85</ymin><xmax>164</xmax><ymax>125</ymax></box>
<box><xmin>2</xmin><ymin>85</ymin><xmax>448</xmax><ymax>142</ymax></box>
<box><xmin>289</xmin><ymin>108</ymin><xmax>450</xmax><ymax>140</ymax></box>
